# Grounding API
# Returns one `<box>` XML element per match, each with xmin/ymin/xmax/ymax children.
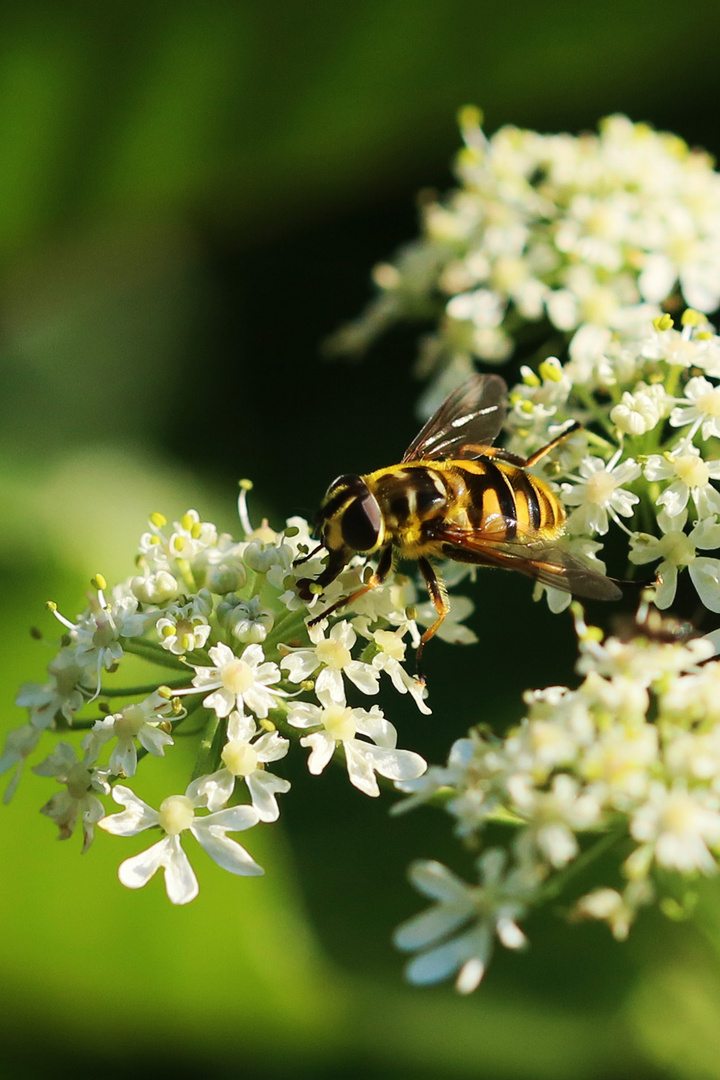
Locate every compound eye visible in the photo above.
<box><xmin>341</xmin><ymin>493</ymin><xmax>382</xmax><ymax>552</ymax></box>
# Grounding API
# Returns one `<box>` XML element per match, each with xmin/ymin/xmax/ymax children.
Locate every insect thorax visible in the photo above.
<box><xmin>367</xmin><ymin>465</ymin><xmax>450</xmax><ymax>531</ymax></box>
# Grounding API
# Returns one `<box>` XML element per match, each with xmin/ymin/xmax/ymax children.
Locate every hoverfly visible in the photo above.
<box><xmin>296</xmin><ymin>374</ymin><xmax>621</xmax><ymax>668</ymax></box>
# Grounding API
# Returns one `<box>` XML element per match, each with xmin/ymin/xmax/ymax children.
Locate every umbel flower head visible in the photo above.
<box><xmin>494</xmin><ymin>311</ymin><xmax>720</xmax><ymax>619</ymax></box>
<box><xmin>329</xmin><ymin>109</ymin><xmax>720</xmax><ymax>413</ymax></box>
<box><xmin>5</xmin><ymin>496</ymin><xmax>445</xmax><ymax>904</ymax></box>
<box><xmin>394</xmin><ymin>602</ymin><xmax>720</xmax><ymax>990</ymax></box>
<box><xmin>11</xmin><ymin>107</ymin><xmax>720</xmax><ymax>997</ymax></box>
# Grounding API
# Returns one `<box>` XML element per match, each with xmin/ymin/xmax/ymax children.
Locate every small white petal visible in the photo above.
<box><xmin>241</xmin><ymin>686</ymin><xmax>270</xmax><ymax>718</ymax></box>
<box><xmin>189</xmin><ymin>768</ymin><xmax>235</xmax><ymax>812</ymax></box>
<box><xmin>690</xmin><ymin>558</ymin><xmax>720</xmax><ymax>612</ymax></box>
<box><xmin>118</xmin><ymin>835</ymin><xmax>199</xmax><ymax>905</ymax></box>
<box><xmin>655</xmin><ymin>563</ymin><xmax>678</xmax><ymax>609</ymax></box>
<box><xmin>344</xmin><ymin>661</ymin><xmax>380</xmax><ymax>695</ymax></box>
<box><xmin>394</xmin><ymin>906</ymin><xmax>471</xmax><ymax>951</ymax></box>
<box><xmin>208</xmin><ymin>641</ymin><xmax>235</xmax><ymax>667</ymax></box>
<box><xmin>286</xmin><ymin>702</ymin><xmax>323</xmax><ymax>730</ymax></box>
<box><xmin>693</xmin><ymin>519</ymin><xmax>720</xmax><ymax>549</ymax></box>
<box><xmin>408</xmin><ymin>860</ymin><xmax>473</xmax><ymax>903</ymax></box>
<box><xmin>203</xmin><ymin>688</ymin><xmax>234</xmax><ymax>718</ymax></box>
<box><xmin>356</xmin><ymin>741</ymin><xmax>427</xmax><ymax>783</ymax></box>
<box><xmin>354</xmin><ymin>709</ymin><xmax>398</xmax><ymax>748</ymax></box>
<box><xmin>280</xmin><ymin>650</ymin><xmax>318</xmax><ymax>682</ymax></box>
<box><xmin>254</xmin><ymin>731</ymin><xmax>290</xmax><ymax>763</ymax></box>
<box><xmin>200</xmin><ymin>804</ymin><xmax>260</xmax><ymax>832</ymax></box>
<box><xmin>301</xmin><ymin>732</ymin><xmax>336</xmax><ymax>775</ymax></box>
<box><xmin>405</xmin><ymin>924</ymin><xmax>490</xmax><ymax>988</ymax></box>
<box><xmin>657</xmin><ymin>483</ymin><xmax>688</xmax><ymax>518</ymax></box>
<box><xmin>315</xmin><ymin>667</ymin><xmax>345</xmax><ymax>704</ymax></box>
<box><xmin>109</xmin><ymin>740</ymin><xmax>138</xmax><ymax>778</ymax></box>
<box><xmin>32</xmin><ymin>741</ymin><xmax>77</xmax><ymax>778</ymax></box>
<box><xmin>226</xmin><ymin>711</ymin><xmax>257</xmax><ymax>742</ymax></box>
<box><xmin>98</xmin><ymin>785</ymin><xmax>158</xmax><ymax>835</ymax></box>
<box><xmin>344</xmin><ymin>741</ymin><xmax>381</xmax><ymax>796</ymax></box>
<box><xmin>496</xmin><ymin>916</ymin><xmax>527</xmax><ymax>950</ymax></box>
<box><xmin>192</xmin><ymin>823</ymin><xmax>264</xmax><ymax>876</ymax></box>
<box><xmin>137</xmin><ymin>725</ymin><xmax>174</xmax><ymax>757</ymax></box>
<box><xmin>247</xmin><ymin>770</ymin><xmax>291</xmax><ymax>822</ymax></box>
<box><xmin>455</xmin><ymin>957</ymin><xmax>487</xmax><ymax>995</ymax></box>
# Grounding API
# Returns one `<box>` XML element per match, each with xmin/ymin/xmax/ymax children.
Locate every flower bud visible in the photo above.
<box><xmin>131</xmin><ymin>571</ymin><xmax>179</xmax><ymax>604</ymax></box>
<box><xmin>193</xmin><ymin>557</ymin><xmax>247</xmax><ymax>595</ymax></box>
<box><xmin>244</xmin><ymin>542</ymin><xmax>282</xmax><ymax>574</ymax></box>
<box><xmin>217</xmin><ymin>596</ymin><xmax>274</xmax><ymax>644</ymax></box>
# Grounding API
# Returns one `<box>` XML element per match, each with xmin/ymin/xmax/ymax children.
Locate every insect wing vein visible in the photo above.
<box><xmin>433</xmin><ymin>524</ymin><xmax>622</xmax><ymax>601</ymax></box>
<box><xmin>402</xmin><ymin>374</ymin><xmax>507</xmax><ymax>462</ymax></box>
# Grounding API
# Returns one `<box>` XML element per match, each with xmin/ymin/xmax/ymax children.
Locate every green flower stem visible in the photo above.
<box><xmin>266</xmin><ymin>701</ymin><xmax>298</xmax><ymax>741</ymax></box>
<box><xmin>121</xmin><ymin>639</ymin><xmax>190</xmax><ymax>671</ymax></box>
<box><xmin>191</xmin><ymin>709</ymin><xmax>223</xmax><ymax>781</ymax></box>
<box><xmin>177</xmin><ymin>645</ymin><xmax>212</xmax><ymax>667</ymax></box>
<box><xmin>169</xmin><ymin>693</ymin><xmax>207</xmax><ymax>730</ymax></box>
<box><xmin>100</xmin><ymin>678</ymin><xmax>191</xmax><ymax>698</ymax></box>
<box><xmin>243</xmin><ymin>567</ymin><xmax>259</xmax><ymax>599</ymax></box>
<box><xmin>663</xmin><ymin>363</ymin><xmax>684</xmax><ymax>402</ymax></box>
<box><xmin>264</xmin><ymin>607</ymin><xmax>310</xmax><ymax>653</ymax></box>
<box><xmin>573</xmin><ymin>385</ymin><xmax>619</xmax><ymax>442</ymax></box>
<box><xmin>406</xmin><ymin>785</ymin><xmax>526</xmax><ymax>819</ymax></box>
<box><xmin>55</xmin><ymin>717</ymin><xmax>98</xmax><ymax>731</ymax></box>
<box><xmin>583</xmin><ymin>429</ymin><xmax>615</xmax><ymax>453</ymax></box>
<box><xmin>637</xmin><ymin>365</ymin><xmax>685</xmax><ymax>457</ymax></box>
<box><xmin>536</xmin><ymin>822</ymin><xmax>629</xmax><ymax>904</ymax></box>
<box><xmin>175</xmin><ymin>557</ymin><xmax>197</xmax><ymax>594</ymax></box>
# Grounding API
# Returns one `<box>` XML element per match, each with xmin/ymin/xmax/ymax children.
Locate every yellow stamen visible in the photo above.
<box><xmin>653</xmin><ymin>314</ymin><xmax>673</xmax><ymax>332</ymax></box>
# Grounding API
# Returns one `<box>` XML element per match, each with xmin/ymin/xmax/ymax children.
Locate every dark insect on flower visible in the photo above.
<box><xmin>297</xmin><ymin>374</ymin><xmax>621</xmax><ymax>669</ymax></box>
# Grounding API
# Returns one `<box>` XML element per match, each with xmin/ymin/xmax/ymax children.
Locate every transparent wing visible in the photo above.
<box><xmin>433</xmin><ymin>523</ymin><xmax>622</xmax><ymax>601</ymax></box>
<box><xmin>402</xmin><ymin>374</ymin><xmax>507</xmax><ymax>463</ymax></box>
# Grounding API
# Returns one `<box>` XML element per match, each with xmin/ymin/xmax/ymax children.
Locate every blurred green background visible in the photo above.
<box><xmin>5</xmin><ymin>2</ymin><xmax>720</xmax><ymax>1078</ymax></box>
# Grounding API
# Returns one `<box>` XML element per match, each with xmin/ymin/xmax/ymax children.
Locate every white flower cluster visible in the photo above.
<box><xmin>3</xmin><ymin>497</ymin><xmax>479</xmax><ymax>903</ymax></box>
<box><xmin>10</xmin><ymin>107</ymin><xmax>720</xmax><ymax>996</ymax></box>
<box><xmin>394</xmin><ymin>604</ymin><xmax>720</xmax><ymax>992</ymax></box>
<box><xmin>329</xmin><ymin>109</ymin><xmax>720</xmax><ymax>413</ymax></box>
<box><xmin>322</xmin><ymin>107</ymin><xmax>720</xmax><ymax>993</ymax></box>
<box><xmin>502</xmin><ymin>312</ymin><xmax>720</xmax><ymax>616</ymax></box>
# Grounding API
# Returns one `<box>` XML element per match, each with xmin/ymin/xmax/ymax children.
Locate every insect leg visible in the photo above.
<box><xmin>296</xmin><ymin>546</ymin><xmax>349</xmax><ymax>602</ymax></box>
<box><xmin>416</xmin><ymin>556</ymin><xmax>449</xmax><ymax>677</ymax></box>
<box><xmin>457</xmin><ymin>424</ymin><xmax>581</xmax><ymax>467</ymax></box>
<box><xmin>307</xmin><ymin>544</ymin><xmax>394</xmax><ymax>627</ymax></box>
<box><xmin>458</xmin><ymin>444</ymin><xmax>527</xmax><ymax>466</ymax></box>
<box><xmin>293</xmin><ymin>543</ymin><xmax>325</xmax><ymax>567</ymax></box>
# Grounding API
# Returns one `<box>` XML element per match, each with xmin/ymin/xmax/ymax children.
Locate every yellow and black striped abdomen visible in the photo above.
<box><xmin>445</xmin><ymin>458</ymin><xmax>565</xmax><ymax>540</ymax></box>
